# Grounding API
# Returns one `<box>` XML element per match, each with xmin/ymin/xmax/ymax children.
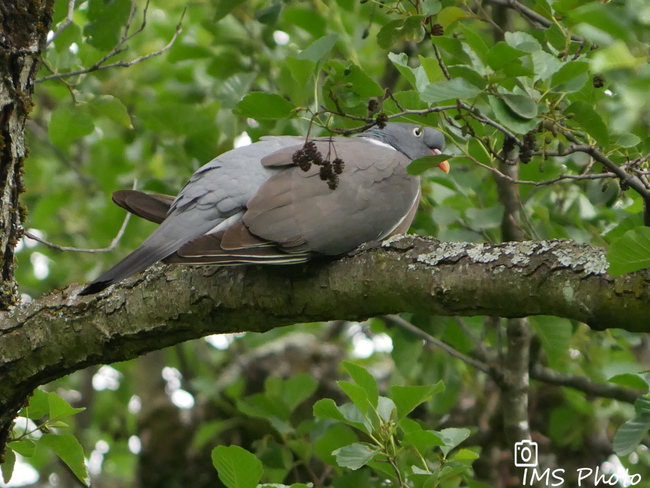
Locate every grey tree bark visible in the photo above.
<box><xmin>1</xmin><ymin>236</ymin><xmax>649</xmax><ymax>454</ymax></box>
<box><xmin>0</xmin><ymin>0</ymin><xmax>53</xmax><ymax>310</ymax></box>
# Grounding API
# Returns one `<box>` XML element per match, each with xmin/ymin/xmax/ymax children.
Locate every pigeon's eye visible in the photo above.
<box><xmin>413</xmin><ymin>127</ymin><xmax>422</xmax><ymax>137</ymax></box>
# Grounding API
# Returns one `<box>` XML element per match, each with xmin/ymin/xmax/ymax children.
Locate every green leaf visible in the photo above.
<box><xmin>391</xmin><ymin>382</ymin><xmax>445</xmax><ymax>419</ymax></box>
<box><xmin>501</xmin><ymin>94</ymin><xmax>538</xmax><ymax>119</ymax></box>
<box><xmin>8</xmin><ymin>440</ymin><xmax>36</xmax><ymax>457</ymax></box>
<box><xmin>314</xmin><ymin>424</ymin><xmax>358</xmax><ymax>465</ymax></box>
<box><xmin>488</xmin><ymin>96</ymin><xmax>538</xmax><ymax>134</ymax></box>
<box><xmin>487</xmin><ymin>42</ymin><xmax>527</xmax><ymax>70</ymax></box>
<box><xmin>436</xmin><ymin>427</ymin><xmax>471</xmax><ymax>457</ymax></box>
<box><xmin>407</xmin><ymin>154</ymin><xmax>453</xmax><ymax>175</ymax></box>
<box><xmin>452</xmin><ymin>448</ymin><xmax>481</xmax><ymax>461</ymax></box>
<box><xmin>551</xmin><ymin>61</ymin><xmax>590</xmax><ymax>88</ymax></box>
<box><xmin>465</xmin><ymin>206</ymin><xmax>504</xmax><ymax>230</ymax></box>
<box><xmin>236</xmin><ymin>394</ymin><xmax>292</xmax><ymax>434</ymax></box>
<box><xmin>314</xmin><ymin>399</ymin><xmax>369</xmax><ymax>432</ymax></box>
<box><xmin>378</xmin><ymin>16</ymin><xmax>425</xmax><ymax>49</ymax></box>
<box><xmin>388</xmin><ymin>52</ymin><xmax>417</xmax><ymax>88</ymax></box>
<box><xmin>635</xmin><ymin>397</ymin><xmax>650</xmax><ymax>416</ymax></box>
<box><xmin>420</xmin><ymin>79</ymin><xmax>481</xmax><ymax>103</ymax></box>
<box><xmin>284</xmin><ymin>375</ymin><xmax>318</xmax><ymax>412</ymax></box>
<box><xmin>283</xmin><ymin>8</ymin><xmax>327</xmax><ymax>38</ymax></box>
<box><xmin>255</xmin><ymin>3</ymin><xmax>282</xmax><ymax>24</ymax></box>
<box><xmin>607</xmin><ymin>227</ymin><xmax>650</xmax><ymax>276</ymax></box>
<box><xmin>49</xmin><ymin>106</ymin><xmax>95</xmax><ymax>148</ymax></box>
<box><xmin>568</xmin><ymin>3</ymin><xmax>630</xmax><ymax>41</ymax></box>
<box><xmin>1</xmin><ymin>447</ymin><xmax>15</xmax><ymax>484</ymax></box>
<box><xmin>217</xmin><ymin>72</ymin><xmax>257</xmax><ymax>109</ymax></box>
<box><xmin>297</xmin><ymin>33</ymin><xmax>339</xmax><ymax>63</ymax></box>
<box><xmin>332</xmin><ymin>443</ymin><xmax>378</xmax><ymax>470</ymax></box>
<box><xmin>419</xmin><ymin>55</ymin><xmax>446</xmax><ymax>84</ymax></box>
<box><xmin>338</xmin><ymin>403</ymin><xmax>372</xmax><ymax>433</ymax></box>
<box><xmin>564</xmin><ymin>101</ymin><xmax>609</xmax><ymax>146</ymax></box>
<box><xmin>54</xmin><ymin>22</ymin><xmax>81</xmax><ymax>54</ymax></box>
<box><xmin>545</xmin><ymin>23</ymin><xmax>567</xmax><ymax>51</ymax></box>
<box><xmin>338</xmin><ymin>381</ymin><xmax>369</xmax><ymax>414</ymax></box>
<box><xmin>286</xmin><ymin>57</ymin><xmax>316</xmax><ymax>87</ymax></box>
<box><xmin>402</xmin><ymin>430</ymin><xmax>445</xmax><ymax>453</ymax></box>
<box><xmin>613</xmin><ymin>413</ymin><xmax>650</xmax><ymax>456</ymax></box>
<box><xmin>422</xmin><ymin>0</ymin><xmax>442</xmax><ymax>16</ymax></box>
<box><xmin>531</xmin><ymin>51</ymin><xmax>563</xmax><ymax>81</ymax></box>
<box><xmin>52</xmin><ymin>0</ymin><xmax>71</xmax><ymax>23</ymax></box>
<box><xmin>377</xmin><ymin>19</ymin><xmax>405</xmax><ymax>50</ymax></box>
<box><xmin>85</xmin><ymin>0</ymin><xmax>131</xmax><ymax>50</ymax></box>
<box><xmin>48</xmin><ymin>391</ymin><xmax>85</xmax><ymax>419</ymax></box>
<box><xmin>90</xmin><ymin>95</ymin><xmax>132</xmax><ymax>128</ymax></box>
<box><xmin>214</xmin><ymin>0</ymin><xmax>248</xmax><ymax>22</ymax></box>
<box><xmin>340</xmin><ymin>64</ymin><xmax>384</xmax><ymax>98</ymax></box>
<box><xmin>402</xmin><ymin>15</ymin><xmax>426</xmax><ymax>43</ymax></box>
<box><xmin>40</xmin><ymin>434</ymin><xmax>90</xmax><ymax>486</ymax></box>
<box><xmin>504</xmin><ymin>31</ymin><xmax>542</xmax><ymax>53</ymax></box>
<box><xmin>460</xmin><ymin>26</ymin><xmax>489</xmax><ymax>65</ymax></box>
<box><xmin>447</xmin><ymin>66</ymin><xmax>487</xmax><ymax>89</ymax></box>
<box><xmin>211</xmin><ymin>445</ymin><xmax>263</xmax><ymax>488</ymax></box>
<box><xmin>236</xmin><ymin>92</ymin><xmax>296</xmax><ymax>120</ymax></box>
<box><xmin>501</xmin><ymin>61</ymin><xmax>535</xmax><ymax>79</ymax></box>
<box><xmin>590</xmin><ymin>40</ymin><xmax>644</xmax><ymax>73</ymax></box>
<box><xmin>608</xmin><ymin>374</ymin><xmax>650</xmax><ymax>391</ymax></box>
<box><xmin>437</xmin><ymin>7</ymin><xmax>465</xmax><ymax>28</ymax></box>
<box><xmin>376</xmin><ymin>396</ymin><xmax>397</xmax><ymax>423</ymax></box>
<box><xmin>313</xmin><ymin>398</ymin><xmax>347</xmax><ymax>423</ymax></box>
<box><xmin>616</xmin><ymin>133</ymin><xmax>642</xmax><ymax>148</ymax></box>
<box><xmin>343</xmin><ymin>361</ymin><xmax>379</xmax><ymax>408</ymax></box>
<box><xmin>19</xmin><ymin>388</ymin><xmax>49</xmax><ymax>419</ymax></box>
<box><xmin>529</xmin><ymin>316</ymin><xmax>572</xmax><ymax>364</ymax></box>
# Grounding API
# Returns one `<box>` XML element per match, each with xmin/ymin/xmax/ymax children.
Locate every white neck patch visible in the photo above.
<box><xmin>360</xmin><ymin>137</ymin><xmax>397</xmax><ymax>151</ymax></box>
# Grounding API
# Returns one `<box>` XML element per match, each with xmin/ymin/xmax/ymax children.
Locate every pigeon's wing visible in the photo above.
<box><xmin>163</xmin><ymin>225</ymin><xmax>310</xmax><ymax>266</ymax></box>
<box><xmin>79</xmin><ymin>138</ymin><xmax>299</xmax><ymax>294</ymax></box>
<box><xmin>243</xmin><ymin>139</ymin><xmax>420</xmax><ymax>255</ymax></box>
<box><xmin>112</xmin><ymin>190</ymin><xmax>175</xmax><ymax>224</ymax></box>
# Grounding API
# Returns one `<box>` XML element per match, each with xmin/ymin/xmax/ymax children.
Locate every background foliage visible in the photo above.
<box><xmin>3</xmin><ymin>0</ymin><xmax>650</xmax><ymax>486</ymax></box>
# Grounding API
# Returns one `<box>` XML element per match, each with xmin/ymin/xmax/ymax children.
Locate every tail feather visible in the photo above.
<box><xmin>78</xmin><ymin>241</ymin><xmax>174</xmax><ymax>295</ymax></box>
<box><xmin>79</xmin><ymin>212</ymin><xmax>218</xmax><ymax>295</ymax></box>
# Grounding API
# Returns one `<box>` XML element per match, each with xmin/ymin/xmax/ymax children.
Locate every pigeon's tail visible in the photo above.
<box><xmin>78</xmin><ymin>240</ymin><xmax>174</xmax><ymax>295</ymax></box>
<box><xmin>78</xmin><ymin>214</ymin><xmax>207</xmax><ymax>295</ymax></box>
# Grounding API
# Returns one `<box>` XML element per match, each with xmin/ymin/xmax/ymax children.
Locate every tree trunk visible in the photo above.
<box><xmin>0</xmin><ymin>0</ymin><xmax>54</xmax><ymax>455</ymax></box>
<box><xmin>0</xmin><ymin>0</ymin><xmax>53</xmax><ymax>312</ymax></box>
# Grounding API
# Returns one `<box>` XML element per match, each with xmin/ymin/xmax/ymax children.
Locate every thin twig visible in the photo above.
<box><xmin>48</xmin><ymin>0</ymin><xmax>76</xmax><ymax>45</ymax></box>
<box><xmin>432</xmin><ymin>44</ymin><xmax>452</xmax><ymax>80</ymax></box>
<box><xmin>453</xmin><ymin>316</ymin><xmax>490</xmax><ymax>360</ymax></box>
<box><xmin>462</xmin><ymin>150</ymin><xmax>617</xmax><ymax>186</ymax></box>
<box><xmin>386</xmin><ymin>316</ymin><xmax>643</xmax><ymax>404</ymax></box>
<box><xmin>384</xmin><ymin>315</ymin><xmax>491</xmax><ymax>374</ymax></box>
<box><xmin>38</xmin><ymin>3</ymin><xmax>185</xmax><ymax>83</ymax></box>
<box><xmin>458</xmin><ymin>101</ymin><xmax>523</xmax><ymax>147</ymax></box>
<box><xmin>482</xmin><ymin>0</ymin><xmax>584</xmax><ymax>43</ymax></box>
<box><xmin>25</xmin><ymin>213</ymin><xmax>132</xmax><ymax>254</ymax></box>
<box><xmin>23</xmin><ymin>180</ymin><xmax>138</xmax><ymax>253</ymax></box>
<box><xmin>531</xmin><ymin>365</ymin><xmax>642</xmax><ymax>404</ymax></box>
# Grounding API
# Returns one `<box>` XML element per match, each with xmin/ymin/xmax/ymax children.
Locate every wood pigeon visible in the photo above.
<box><xmin>79</xmin><ymin>123</ymin><xmax>448</xmax><ymax>295</ymax></box>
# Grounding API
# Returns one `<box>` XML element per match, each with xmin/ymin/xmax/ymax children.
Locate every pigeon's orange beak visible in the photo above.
<box><xmin>430</xmin><ymin>148</ymin><xmax>450</xmax><ymax>173</ymax></box>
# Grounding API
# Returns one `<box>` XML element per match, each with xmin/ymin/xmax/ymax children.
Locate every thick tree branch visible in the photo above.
<box><xmin>1</xmin><ymin>236</ymin><xmax>649</xmax><ymax>449</ymax></box>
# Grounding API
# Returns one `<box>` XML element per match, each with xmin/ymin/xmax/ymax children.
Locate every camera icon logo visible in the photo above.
<box><xmin>514</xmin><ymin>440</ymin><xmax>538</xmax><ymax>467</ymax></box>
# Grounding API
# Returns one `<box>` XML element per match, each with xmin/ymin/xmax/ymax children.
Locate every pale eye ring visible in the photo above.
<box><xmin>413</xmin><ymin>127</ymin><xmax>423</xmax><ymax>137</ymax></box>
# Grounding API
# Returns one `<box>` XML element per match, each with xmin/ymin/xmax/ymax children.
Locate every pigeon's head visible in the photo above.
<box><xmin>362</xmin><ymin>123</ymin><xmax>449</xmax><ymax>173</ymax></box>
